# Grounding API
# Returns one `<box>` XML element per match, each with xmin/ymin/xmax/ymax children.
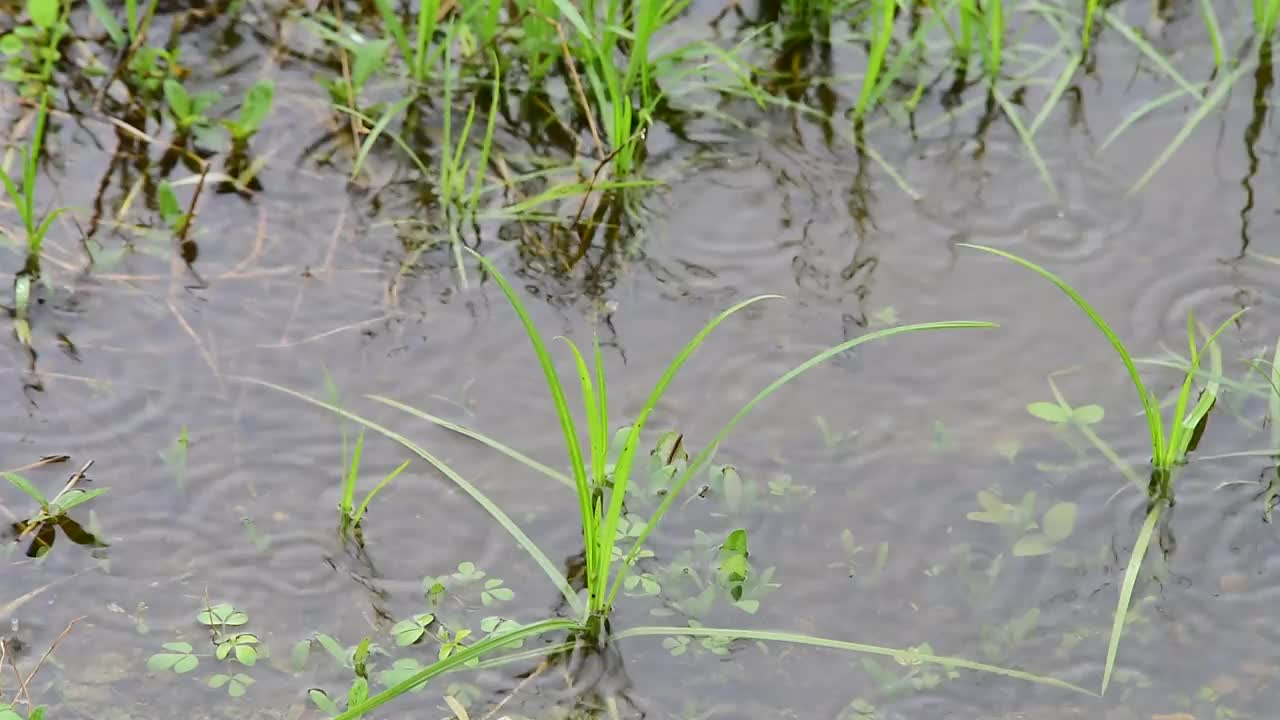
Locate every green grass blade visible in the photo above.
<box><xmin>1199</xmin><ymin>0</ymin><xmax>1225</xmax><ymax>71</ymax></box>
<box><xmin>1101</xmin><ymin>501</ymin><xmax>1162</xmax><ymax>695</ymax></box>
<box><xmin>985</xmin><ymin>0</ymin><xmax>1004</xmax><ymax>79</ymax></box>
<box><xmin>464</xmin><ymin>248</ymin><xmax>595</xmax><ymax>602</ymax></box>
<box><xmin>1170</xmin><ymin>310</ymin><xmax>1243</xmax><ymax>462</ymax></box>
<box><xmin>352</xmin><ymin>458</ymin><xmax>410</xmax><ymax>525</ymax></box>
<box><xmin>959</xmin><ymin>244</ymin><xmax>1163</xmax><ymax>459</ymax></box>
<box><xmin>335</xmin><ymin>106</ymin><xmax>431</xmax><ymax>176</ymax></box>
<box><xmin>1099</xmin><ymin>85</ymin><xmax>1208</xmax><ymax>151</ymax></box>
<box><xmin>1083</xmin><ymin>0</ymin><xmax>1101</xmax><ymax>49</ymax></box>
<box><xmin>4</xmin><ymin>472</ymin><xmax>49</xmax><ymax>509</ymax></box>
<box><xmin>1270</xmin><ymin>338</ymin><xmax>1280</xmax><ymax>451</ymax></box>
<box><xmin>615</xmin><ymin>626</ymin><xmax>1094</xmax><ymax>695</ymax></box>
<box><xmin>1128</xmin><ymin>59</ymin><xmax>1254</xmax><ymax>194</ymax></box>
<box><xmin>332</xmin><ymin>618</ymin><xmax>578</xmax><ymax>719</ymax></box>
<box><xmin>87</xmin><ymin>0</ymin><xmax>125</xmax><ymax>47</ymax></box>
<box><xmin>595</xmin><ymin>293</ymin><xmax>784</xmax><ymax>612</ymax></box>
<box><xmin>608</xmin><ymin>321</ymin><xmax>996</xmax><ymax>607</ymax></box>
<box><xmin>560</xmin><ymin>337</ymin><xmax>602</xmax><ymax>485</ymax></box>
<box><xmin>350</xmin><ymin>96</ymin><xmax>413</xmax><ymax>180</ymax></box>
<box><xmin>371</xmin><ymin>0</ymin><xmax>411</xmax><ymax>66</ymax></box>
<box><xmin>854</xmin><ymin>0</ymin><xmax>895</xmax><ymax>119</ymax></box>
<box><xmin>235</xmin><ymin>377</ymin><xmax>583</xmax><ymax>617</ymax></box>
<box><xmin>593</xmin><ymin>335</ymin><xmax>609</xmax><ymax>491</ymax></box>
<box><xmin>1028</xmin><ymin>53</ymin><xmax>1081</xmax><ymax>137</ymax></box>
<box><xmin>368</xmin><ymin>395</ymin><xmax>574</xmax><ymax>488</ymax></box>
<box><xmin>466</xmin><ymin>55</ymin><xmax>501</xmax><ymax>214</ymax></box>
<box><xmin>53</xmin><ymin>487</ymin><xmax>109</xmax><ymax>514</ymax></box>
<box><xmin>341</xmin><ymin>429</ymin><xmax>365</xmax><ymax>518</ymax></box>
<box><xmin>1103</xmin><ymin>11</ymin><xmax>1200</xmax><ymax>100</ymax></box>
<box><xmin>991</xmin><ymin>87</ymin><xmax>1058</xmax><ymax>199</ymax></box>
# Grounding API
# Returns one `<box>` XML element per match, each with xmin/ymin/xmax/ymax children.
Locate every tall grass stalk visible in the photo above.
<box><xmin>982</xmin><ymin>0</ymin><xmax>1004</xmax><ymax>80</ymax></box>
<box><xmin>237</xmin><ymin>253</ymin><xmax>1104</xmax><ymax>716</ymax></box>
<box><xmin>960</xmin><ymin>244</ymin><xmax>1243</xmax><ymax>694</ymax></box>
<box><xmin>337</xmin><ymin>430</ymin><xmax>411</xmax><ymax>536</ymax></box>
<box><xmin>1</xmin><ymin>93</ymin><xmax>65</xmax><ymax>347</ymax></box>
<box><xmin>1257</xmin><ymin>0</ymin><xmax>1280</xmax><ymax>39</ymax></box>
<box><xmin>854</xmin><ymin>0</ymin><xmax>896</xmax><ymax>120</ymax></box>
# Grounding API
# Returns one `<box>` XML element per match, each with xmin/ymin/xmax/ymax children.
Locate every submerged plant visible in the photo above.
<box><xmin>147</xmin><ymin>603</ymin><xmax>264</xmax><ymax>698</ymax></box>
<box><xmin>243</xmin><ymin>250</ymin><xmax>1101</xmax><ymax>717</ymax></box>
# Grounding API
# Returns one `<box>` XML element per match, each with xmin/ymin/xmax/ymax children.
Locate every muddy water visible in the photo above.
<box><xmin>2</xmin><ymin>2</ymin><xmax>1280</xmax><ymax>719</ymax></box>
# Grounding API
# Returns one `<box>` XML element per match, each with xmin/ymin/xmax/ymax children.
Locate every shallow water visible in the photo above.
<box><xmin>3</xmin><ymin>1</ymin><xmax>1280</xmax><ymax>718</ymax></box>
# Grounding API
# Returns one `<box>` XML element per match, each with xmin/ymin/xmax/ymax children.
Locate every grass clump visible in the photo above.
<box><xmin>959</xmin><ymin>244</ymin><xmax>1244</xmax><ymax>695</ymax></box>
<box><xmin>243</xmin><ymin>249</ymin><xmax>1110</xmax><ymax>717</ymax></box>
<box><xmin>1</xmin><ymin>92</ymin><xmax>65</xmax><ymax>349</ymax></box>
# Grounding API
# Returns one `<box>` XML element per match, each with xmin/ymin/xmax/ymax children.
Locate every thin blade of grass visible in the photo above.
<box><xmin>368</xmin><ymin>396</ymin><xmax>574</xmax><ymax>488</ymax></box>
<box><xmin>342</xmin><ymin>429</ymin><xmax>365</xmax><ymax>518</ymax></box>
<box><xmin>464</xmin><ymin>248</ymin><xmax>595</xmax><ymax>601</ymax></box>
<box><xmin>991</xmin><ymin>88</ymin><xmax>1058</xmax><ymax>199</ymax></box>
<box><xmin>595</xmin><ymin>293</ymin><xmax>785</xmax><ymax>612</ymax></box>
<box><xmin>332</xmin><ymin>618</ymin><xmax>578</xmax><ymax>720</ymax></box>
<box><xmin>1101</xmin><ymin>501</ymin><xmax>1162</xmax><ymax>694</ymax></box>
<box><xmin>350</xmin><ymin>96</ymin><xmax>413</xmax><ymax>180</ymax></box>
<box><xmin>1199</xmin><ymin>0</ymin><xmax>1225</xmax><ymax>71</ymax></box>
<box><xmin>959</xmin><ymin>244</ymin><xmax>1163</xmax><ymax>458</ymax></box>
<box><xmin>1129</xmin><ymin>59</ymin><xmax>1254</xmax><ymax>194</ymax></box>
<box><xmin>615</xmin><ymin>626</ymin><xmax>1093</xmax><ymax>695</ymax></box>
<box><xmin>4</xmin><ymin>473</ymin><xmax>48</xmax><ymax>508</ymax></box>
<box><xmin>854</xmin><ymin>0</ymin><xmax>895</xmax><ymax>119</ymax></box>
<box><xmin>235</xmin><ymin>377</ymin><xmax>583</xmax><ymax>617</ymax></box>
<box><xmin>1179</xmin><ymin>311</ymin><xmax>1241</xmax><ymax>435</ymax></box>
<box><xmin>608</xmin><ymin>321</ymin><xmax>997</xmax><ymax>606</ymax></box>
<box><xmin>1103</xmin><ymin>11</ymin><xmax>1200</xmax><ymax>100</ymax></box>
<box><xmin>352</xmin><ymin>458</ymin><xmax>410</xmax><ymax>524</ymax></box>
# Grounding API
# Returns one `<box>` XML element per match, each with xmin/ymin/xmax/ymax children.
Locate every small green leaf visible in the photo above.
<box><xmin>231</xmin><ymin>79</ymin><xmax>274</xmax><ymax>138</ymax></box>
<box><xmin>314</xmin><ymin>633</ymin><xmax>346</xmax><ymax>665</ymax></box>
<box><xmin>27</xmin><ymin>0</ymin><xmax>59</xmax><ymax>30</ymax></box>
<box><xmin>377</xmin><ymin>658</ymin><xmax>426</xmax><ymax>691</ymax></box>
<box><xmin>1026</xmin><ymin>402</ymin><xmax>1070</xmax><ymax>423</ymax></box>
<box><xmin>290</xmin><ymin>639</ymin><xmax>311</xmax><ymax>670</ymax></box>
<box><xmin>1072</xmin><ymin>405</ymin><xmax>1104</xmax><ymax>425</ymax></box>
<box><xmin>164</xmin><ymin>79</ymin><xmax>191</xmax><ymax>120</ymax></box>
<box><xmin>309</xmin><ymin>689</ymin><xmax>340</xmax><ymax>715</ymax></box>
<box><xmin>86</xmin><ymin>0</ymin><xmax>124</xmax><ymax>47</ymax></box>
<box><xmin>197</xmin><ymin>603</ymin><xmax>247</xmax><ymax>626</ymax></box>
<box><xmin>5</xmin><ymin>472</ymin><xmax>48</xmax><ymax>508</ymax></box>
<box><xmin>1012</xmin><ymin>533</ymin><xmax>1055</xmax><ymax>557</ymax></box>
<box><xmin>0</xmin><ymin>34</ymin><xmax>22</xmax><ymax>56</ymax></box>
<box><xmin>157</xmin><ymin>180</ymin><xmax>185</xmax><ymax>231</ymax></box>
<box><xmin>208</xmin><ymin>673</ymin><xmax>230</xmax><ymax>688</ymax></box>
<box><xmin>55</xmin><ymin>487</ymin><xmax>109</xmax><ymax>513</ymax></box>
<box><xmin>350</xmin><ymin>39</ymin><xmax>390</xmax><ymax>91</ymax></box>
<box><xmin>391</xmin><ymin>614</ymin><xmax>433</xmax><ymax>646</ymax></box>
<box><xmin>1041</xmin><ymin>502</ymin><xmax>1077</xmax><ymax>543</ymax></box>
